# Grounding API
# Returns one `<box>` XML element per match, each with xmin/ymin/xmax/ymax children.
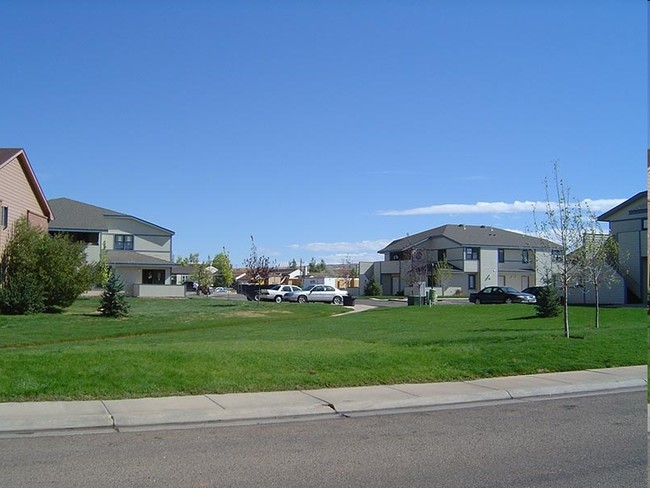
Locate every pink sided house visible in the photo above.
<box><xmin>0</xmin><ymin>148</ymin><xmax>53</xmax><ymax>256</ymax></box>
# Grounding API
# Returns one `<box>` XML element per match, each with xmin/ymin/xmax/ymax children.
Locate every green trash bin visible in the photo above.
<box><xmin>428</xmin><ymin>289</ymin><xmax>437</xmax><ymax>304</ymax></box>
<box><xmin>408</xmin><ymin>296</ymin><xmax>427</xmax><ymax>306</ymax></box>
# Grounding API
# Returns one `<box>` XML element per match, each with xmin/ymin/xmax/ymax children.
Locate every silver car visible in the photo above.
<box><xmin>284</xmin><ymin>285</ymin><xmax>348</xmax><ymax>305</ymax></box>
<box><xmin>257</xmin><ymin>284</ymin><xmax>302</xmax><ymax>303</ymax></box>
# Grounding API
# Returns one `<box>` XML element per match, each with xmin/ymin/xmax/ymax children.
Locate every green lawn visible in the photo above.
<box><xmin>0</xmin><ymin>297</ymin><xmax>646</xmax><ymax>401</ymax></box>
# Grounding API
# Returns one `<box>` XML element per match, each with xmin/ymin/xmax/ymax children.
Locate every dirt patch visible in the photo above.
<box><xmin>225</xmin><ymin>310</ymin><xmax>292</xmax><ymax>318</ymax></box>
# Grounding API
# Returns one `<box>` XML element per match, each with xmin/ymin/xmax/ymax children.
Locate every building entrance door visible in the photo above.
<box><xmin>392</xmin><ymin>276</ymin><xmax>400</xmax><ymax>296</ymax></box>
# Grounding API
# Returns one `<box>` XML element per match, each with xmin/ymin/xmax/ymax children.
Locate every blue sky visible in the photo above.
<box><xmin>2</xmin><ymin>1</ymin><xmax>646</xmax><ymax>267</ymax></box>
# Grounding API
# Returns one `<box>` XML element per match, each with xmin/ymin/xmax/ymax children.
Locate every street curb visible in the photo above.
<box><xmin>0</xmin><ymin>366</ymin><xmax>645</xmax><ymax>436</ymax></box>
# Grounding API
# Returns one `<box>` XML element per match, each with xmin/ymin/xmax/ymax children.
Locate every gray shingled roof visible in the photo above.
<box><xmin>48</xmin><ymin>198</ymin><xmax>173</xmax><ymax>234</ymax></box>
<box><xmin>0</xmin><ymin>148</ymin><xmax>22</xmax><ymax>166</ymax></box>
<box><xmin>106</xmin><ymin>250</ymin><xmax>174</xmax><ymax>266</ymax></box>
<box><xmin>379</xmin><ymin>224</ymin><xmax>558</xmax><ymax>253</ymax></box>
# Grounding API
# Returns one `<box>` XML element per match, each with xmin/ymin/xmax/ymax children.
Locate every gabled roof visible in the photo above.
<box><xmin>379</xmin><ymin>224</ymin><xmax>557</xmax><ymax>253</ymax></box>
<box><xmin>0</xmin><ymin>148</ymin><xmax>53</xmax><ymax>221</ymax></box>
<box><xmin>48</xmin><ymin>197</ymin><xmax>174</xmax><ymax>235</ymax></box>
<box><xmin>597</xmin><ymin>191</ymin><xmax>647</xmax><ymax>221</ymax></box>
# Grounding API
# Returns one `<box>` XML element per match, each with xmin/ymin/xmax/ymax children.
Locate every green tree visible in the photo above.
<box><xmin>534</xmin><ymin>285</ymin><xmax>562</xmax><ymax>318</ymax></box>
<box><xmin>212</xmin><ymin>249</ymin><xmax>234</xmax><ymax>287</ymax></box>
<box><xmin>364</xmin><ymin>276</ymin><xmax>382</xmax><ymax>296</ymax></box>
<box><xmin>0</xmin><ymin>271</ymin><xmax>44</xmax><ymax>315</ymax></box>
<box><xmin>175</xmin><ymin>253</ymin><xmax>200</xmax><ymax>266</ymax></box>
<box><xmin>574</xmin><ymin>231</ymin><xmax>622</xmax><ymax>328</ymax></box>
<box><xmin>289</xmin><ymin>258</ymin><xmax>298</xmax><ymax>268</ymax></box>
<box><xmin>0</xmin><ymin>218</ymin><xmax>95</xmax><ymax>314</ymax></box>
<box><xmin>40</xmin><ymin>232</ymin><xmax>96</xmax><ymax>310</ymax></box>
<box><xmin>96</xmin><ymin>242</ymin><xmax>110</xmax><ymax>287</ymax></box>
<box><xmin>98</xmin><ymin>270</ymin><xmax>130</xmax><ymax>317</ymax></box>
<box><xmin>192</xmin><ymin>263</ymin><xmax>215</xmax><ymax>294</ymax></box>
<box><xmin>534</xmin><ymin>163</ymin><xmax>586</xmax><ymax>338</ymax></box>
<box><xmin>308</xmin><ymin>258</ymin><xmax>327</xmax><ymax>273</ymax></box>
<box><xmin>432</xmin><ymin>257</ymin><xmax>453</xmax><ymax>297</ymax></box>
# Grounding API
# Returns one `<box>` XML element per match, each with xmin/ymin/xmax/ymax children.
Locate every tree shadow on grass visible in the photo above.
<box><xmin>507</xmin><ymin>314</ymin><xmax>539</xmax><ymax>321</ymax></box>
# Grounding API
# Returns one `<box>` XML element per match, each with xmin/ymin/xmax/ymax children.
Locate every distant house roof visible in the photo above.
<box><xmin>379</xmin><ymin>224</ymin><xmax>558</xmax><ymax>254</ymax></box>
<box><xmin>0</xmin><ymin>148</ymin><xmax>53</xmax><ymax>221</ymax></box>
<box><xmin>171</xmin><ymin>265</ymin><xmax>194</xmax><ymax>275</ymax></box>
<box><xmin>597</xmin><ymin>191</ymin><xmax>647</xmax><ymax>221</ymax></box>
<box><xmin>48</xmin><ymin>197</ymin><xmax>174</xmax><ymax>235</ymax></box>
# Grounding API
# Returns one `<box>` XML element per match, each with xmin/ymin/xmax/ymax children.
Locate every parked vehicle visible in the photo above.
<box><xmin>469</xmin><ymin>286</ymin><xmax>536</xmax><ymax>304</ymax></box>
<box><xmin>284</xmin><ymin>285</ymin><xmax>348</xmax><ymax>305</ymax></box>
<box><xmin>522</xmin><ymin>286</ymin><xmax>565</xmax><ymax>304</ymax></box>
<box><xmin>521</xmin><ymin>286</ymin><xmax>546</xmax><ymax>299</ymax></box>
<box><xmin>258</xmin><ymin>284</ymin><xmax>302</xmax><ymax>303</ymax></box>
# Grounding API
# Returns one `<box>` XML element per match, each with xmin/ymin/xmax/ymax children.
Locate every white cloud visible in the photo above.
<box><xmin>287</xmin><ymin>241</ymin><xmax>389</xmax><ymax>264</ymax></box>
<box><xmin>377</xmin><ymin>199</ymin><xmax>625</xmax><ymax>216</ymax></box>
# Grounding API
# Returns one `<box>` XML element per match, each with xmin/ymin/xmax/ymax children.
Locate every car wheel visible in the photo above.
<box><xmin>274</xmin><ymin>295</ymin><xmax>282</xmax><ymax>303</ymax></box>
<box><xmin>475</xmin><ymin>298</ymin><xmax>481</xmax><ymax>305</ymax></box>
<box><xmin>332</xmin><ymin>296</ymin><xmax>342</xmax><ymax>305</ymax></box>
<box><xmin>298</xmin><ymin>295</ymin><xmax>308</xmax><ymax>304</ymax></box>
<box><xmin>505</xmin><ymin>298</ymin><xmax>513</xmax><ymax>304</ymax></box>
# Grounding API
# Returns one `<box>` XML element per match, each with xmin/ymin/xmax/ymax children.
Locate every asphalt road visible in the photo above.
<box><xmin>1</xmin><ymin>390</ymin><xmax>645</xmax><ymax>487</ymax></box>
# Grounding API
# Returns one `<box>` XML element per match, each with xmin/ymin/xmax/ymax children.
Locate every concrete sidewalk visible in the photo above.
<box><xmin>0</xmin><ymin>366</ymin><xmax>645</xmax><ymax>437</ymax></box>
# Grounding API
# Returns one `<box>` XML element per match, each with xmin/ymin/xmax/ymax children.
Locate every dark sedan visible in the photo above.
<box><xmin>522</xmin><ymin>286</ymin><xmax>565</xmax><ymax>305</ymax></box>
<box><xmin>469</xmin><ymin>286</ymin><xmax>537</xmax><ymax>304</ymax></box>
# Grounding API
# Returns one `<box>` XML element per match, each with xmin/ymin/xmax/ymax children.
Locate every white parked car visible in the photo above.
<box><xmin>284</xmin><ymin>285</ymin><xmax>348</xmax><ymax>305</ymax></box>
<box><xmin>258</xmin><ymin>285</ymin><xmax>303</xmax><ymax>303</ymax></box>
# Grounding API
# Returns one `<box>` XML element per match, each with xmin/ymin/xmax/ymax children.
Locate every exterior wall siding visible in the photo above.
<box><xmin>114</xmin><ymin>267</ymin><xmax>141</xmax><ymax>295</ymax></box>
<box><xmin>84</xmin><ymin>244</ymin><xmax>101</xmax><ymax>263</ymax></box>
<box><xmin>567</xmin><ymin>282</ymin><xmax>625</xmax><ymax>305</ymax></box>
<box><xmin>479</xmin><ymin>249</ymin><xmax>497</xmax><ymax>288</ymax></box>
<box><xmin>534</xmin><ymin>251</ymin><xmax>554</xmax><ymax>285</ymax></box>
<box><xmin>599</xmin><ymin>194</ymin><xmax>647</xmax><ymax>303</ymax></box>
<box><xmin>617</xmin><ymin>231</ymin><xmax>644</xmax><ymax>297</ymax></box>
<box><xmin>446</xmin><ymin>247</ymin><xmax>464</xmax><ymax>271</ymax></box>
<box><xmin>0</xmin><ymin>157</ymin><xmax>49</xmax><ymax>255</ymax></box>
<box><xmin>133</xmin><ymin>284</ymin><xmax>185</xmax><ymax>298</ymax></box>
<box><xmin>105</xmin><ymin>218</ymin><xmax>170</xmax><ymax>236</ymax></box>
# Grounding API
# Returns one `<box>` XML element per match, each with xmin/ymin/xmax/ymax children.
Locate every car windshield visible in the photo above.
<box><xmin>503</xmin><ymin>287</ymin><xmax>520</xmax><ymax>294</ymax></box>
<box><xmin>271</xmin><ymin>285</ymin><xmax>282</xmax><ymax>290</ymax></box>
<box><xmin>303</xmin><ymin>285</ymin><xmax>316</xmax><ymax>291</ymax></box>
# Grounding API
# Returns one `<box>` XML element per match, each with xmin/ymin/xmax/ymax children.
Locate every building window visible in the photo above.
<box><xmin>643</xmin><ymin>219</ymin><xmax>647</xmax><ymax>230</ymax></box>
<box><xmin>468</xmin><ymin>274</ymin><xmax>476</xmax><ymax>290</ymax></box>
<box><xmin>114</xmin><ymin>234</ymin><xmax>134</xmax><ymax>250</ymax></box>
<box><xmin>465</xmin><ymin>247</ymin><xmax>479</xmax><ymax>260</ymax></box>
<box><xmin>142</xmin><ymin>269</ymin><xmax>165</xmax><ymax>284</ymax></box>
<box><xmin>498</xmin><ymin>249</ymin><xmax>505</xmax><ymax>263</ymax></box>
<box><xmin>521</xmin><ymin>250</ymin><xmax>529</xmax><ymax>263</ymax></box>
<box><xmin>551</xmin><ymin>249</ymin><xmax>563</xmax><ymax>262</ymax></box>
<box><xmin>437</xmin><ymin>249</ymin><xmax>447</xmax><ymax>261</ymax></box>
<box><xmin>0</xmin><ymin>206</ymin><xmax>8</xmax><ymax>229</ymax></box>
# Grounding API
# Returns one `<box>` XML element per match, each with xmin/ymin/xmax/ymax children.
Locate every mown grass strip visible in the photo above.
<box><xmin>0</xmin><ymin>298</ymin><xmax>645</xmax><ymax>401</ymax></box>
